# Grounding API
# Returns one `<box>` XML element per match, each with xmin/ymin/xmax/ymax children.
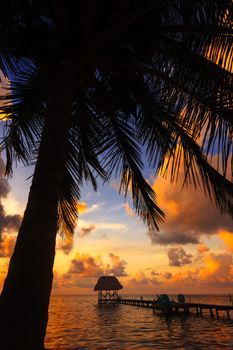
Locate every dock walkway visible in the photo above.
<box><xmin>117</xmin><ymin>298</ymin><xmax>233</xmax><ymax>319</ymax></box>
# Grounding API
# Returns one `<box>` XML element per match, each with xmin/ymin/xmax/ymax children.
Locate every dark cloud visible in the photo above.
<box><xmin>0</xmin><ymin>158</ymin><xmax>22</xmax><ymax>241</ymax></box>
<box><xmin>128</xmin><ymin>272</ymin><xmax>161</xmax><ymax>287</ymax></box>
<box><xmin>129</xmin><ymin>277</ymin><xmax>149</xmax><ymax>286</ymax></box>
<box><xmin>150</xmin><ymin>277</ymin><xmax>162</xmax><ymax>285</ymax></box>
<box><xmin>57</xmin><ymin>239</ymin><xmax>73</xmax><ymax>255</ymax></box>
<box><xmin>151</xmin><ymin>270</ymin><xmax>159</xmax><ymax>276</ymax></box>
<box><xmin>168</xmin><ymin>247</ymin><xmax>193</xmax><ymax>267</ymax></box>
<box><xmin>69</xmin><ymin>259</ymin><xmax>85</xmax><ymax>274</ymax></box>
<box><xmin>147</xmin><ymin>230</ymin><xmax>199</xmax><ymax>245</ymax></box>
<box><xmin>79</xmin><ymin>225</ymin><xmax>95</xmax><ymax>237</ymax></box>
<box><xmin>67</xmin><ymin>252</ymin><xmax>127</xmax><ymax>279</ymax></box>
<box><xmin>107</xmin><ymin>253</ymin><xmax>127</xmax><ymax>277</ymax></box>
<box><xmin>163</xmin><ymin>272</ymin><xmax>172</xmax><ymax>279</ymax></box>
<box><xmin>69</xmin><ymin>254</ymin><xmax>104</xmax><ymax>277</ymax></box>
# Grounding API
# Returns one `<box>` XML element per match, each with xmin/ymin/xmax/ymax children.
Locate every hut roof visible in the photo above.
<box><xmin>94</xmin><ymin>276</ymin><xmax>123</xmax><ymax>291</ymax></box>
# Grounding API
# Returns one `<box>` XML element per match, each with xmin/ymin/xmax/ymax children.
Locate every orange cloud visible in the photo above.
<box><xmin>77</xmin><ymin>202</ymin><xmax>87</xmax><ymax>214</ymax></box>
<box><xmin>199</xmin><ymin>254</ymin><xmax>220</xmax><ymax>279</ymax></box>
<box><xmin>166</xmin><ymin>252</ymin><xmax>233</xmax><ymax>289</ymax></box>
<box><xmin>149</xmin><ymin>157</ymin><xmax>233</xmax><ymax>245</ymax></box>
<box><xmin>219</xmin><ymin>230</ymin><xmax>233</xmax><ymax>252</ymax></box>
<box><xmin>0</xmin><ymin>234</ymin><xmax>16</xmax><ymax>258</ymax></box>
<box><xmin>197</xmin><ymin>244</ymin><xmax>209</xmax><ymax>254</ymax></box>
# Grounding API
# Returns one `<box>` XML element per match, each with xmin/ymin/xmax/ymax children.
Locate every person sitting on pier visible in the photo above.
<box><xmin>157</xmin><ymin>294</ymin><xmax>174</xmax><ymax>304</ymax></box>
<box><xmin>177</xmin><ymin>294</ymin><xmax>185</xmax><ymax>303</ymax></box>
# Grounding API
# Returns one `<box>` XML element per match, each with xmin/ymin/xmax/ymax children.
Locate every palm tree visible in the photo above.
<box><xmin>0</xmin><ymin>1</ymin><xmax>232</xmax><ymax>349</ymax></box>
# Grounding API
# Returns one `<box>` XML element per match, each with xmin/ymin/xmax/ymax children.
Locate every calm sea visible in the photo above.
<box><xmin>45</xmin><ymin>294</ymin><xmax>233</xmax><ymax>349</ymax></box>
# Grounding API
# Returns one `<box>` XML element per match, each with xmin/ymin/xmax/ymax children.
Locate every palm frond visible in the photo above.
<box><xmin>57</xmin><ymin>93</ymin><xmax>108</xmax><ymax>237</ymax></box>
<box><xmin>101</xmin><ymin>111</ymin><xmax>165</xmax><ymax>231</ymax></box>
<box><xmin>0</xmin><ymin>0</ymin><xmax>232</xmax><ymax>238</ymax></box>
<box><xmin>0</xmin><ymin>65</ymin><xmax>46</xmax><ymax>174</ymax></box>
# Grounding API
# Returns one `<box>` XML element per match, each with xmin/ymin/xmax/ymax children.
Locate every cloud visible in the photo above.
<box><xmin>167</xmin><ymin>247</ymin><xmax>193</xmax><ymax>266</ymax></box>
<box><xmin>199</xmin><ymin>253</ymin><xmax>233</xmax><ymax>283</ymax></box>
<box><xmin>163</xmin><ymin>252</ymin><xmax>233</xmax><ymax>290</ymax></box>
<box><xmin>124</xmin><ymin>202</ymin><xmax>135</xmax><ymax>217</ymax></box>
<box><xmin>165</xmin><ymin>269</ymin><xmax>198</xmax><ymax>288</ymax></box>
<box><xmin>57</xmin><ymin>239</ymin><xmax>73</xmax><ymax>255</ymax></box>
<box><xmin>218</xmin><ymin>230</ymin><xmax>233</xmax><ymax>252</ymax></box>
<box><xmin>128</xmin><ymin>273</ymin><xmax>150</xmax><ymax>287</ymax></box>
<box><xmin>0</xmin><ymin>158</ymin><xmax>22</xmax><ymax>241</ymax></box>
<box><xmin>151</xmin><ymin>270</ymin><xmax>159</xmax><ymax>276</ymax></box>
<box><xmin>0</xmin><ymin>234</ymin><xmax>16</xmax><ymax>258</ymax></box>
<box><xmin>67</xmin><ymin>252</ymin><xmax>127</xmax><ymax>278</ymax></box>
<box><xmin>107</xmin><ymin>253</ymin><xmax>127</xmax><ymax>277</ymax></box>
<box><xmin>69</xmin><ymin>253</ymin><xmax>104</xmax><ymax>277</ymax></box>
<box><xmin>81</xmin><ymin>203</ymin><xmax>105</xmax><ymax>215</ymax></box>
<box><xmin>127</xmin><ymin>271</ymin><xmax>161</xmax><ymax>288</ymax></box>
<box><xmin>150</xmin><ymin>270</ymin><xmax>172</xmax><ymax>280</ymax></box>
<box><xmin>163</xmin><ymin>272</ymin><xmax>172</xmax><ymax>279</ymax></box>
<box><xmin>147</xmin><ymin>230</ymin><xmax>199</xmax><ymax>245</ymax></box>
<box><xmin>78</xmin><ymin>219</ymin><xmax>126</xmax><ymax>233</ymax></box>
<box><xmin>108</xmin><ymin>204</ymin><xmax>124</xmax><ymax>213</ymax></box>
<box><xmin>95</xmin><ymin>222</ymin><xmax>126</xmax><ymax>230</ymax></box>
<box><xmin>77</xmin><ymin>202</ymin><xmax>87</xmax><ymax>214</ymax></box>
<box><xmin>78</xmin><ymin>225</ymin><xmax>95</xmax><ymax>237</ymax></box>
<box><xmin>149</xmin><ymin>157</ymin><xmax>233</xmax><ymax>245</ymax></box>
<box><xmin>197</xmin><ymin>244</ymin><xmax>209</xmax><ymax>254</ymax></box>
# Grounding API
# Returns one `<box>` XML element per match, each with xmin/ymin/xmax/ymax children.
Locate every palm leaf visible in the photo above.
<box><xmin>0</xmin><ymin>65</ymin><xmax>46</xmax><ymax>174</ymax></box>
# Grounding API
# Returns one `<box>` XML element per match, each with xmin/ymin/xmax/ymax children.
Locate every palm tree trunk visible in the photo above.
<box><xmin>0</xmin><ymin>64</ymin><xmax>76</xmax><ymax>350</ymax></box>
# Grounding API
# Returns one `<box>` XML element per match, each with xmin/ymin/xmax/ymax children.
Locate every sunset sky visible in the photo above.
<box><xmin>0</xmin><ymin>139</ymin><xmax>233</xmax><ymax>295</ymax></box>
<box><xmin>0</xmin><ymin>6</ymin><xmax>232</xmax><ymax>297</ymax></box>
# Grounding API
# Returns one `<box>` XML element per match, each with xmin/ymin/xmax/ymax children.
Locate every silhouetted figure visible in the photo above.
<box><xmin>178</xmin><ymin>294</ymin><xmax>185</xmax><ymax>303</ymax></box>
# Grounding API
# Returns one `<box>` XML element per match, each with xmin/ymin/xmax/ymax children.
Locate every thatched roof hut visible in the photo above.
<box><xmin>94</xmin><ymin>276</ymin><xmax>123</xmax><ymax>291</ymax></box>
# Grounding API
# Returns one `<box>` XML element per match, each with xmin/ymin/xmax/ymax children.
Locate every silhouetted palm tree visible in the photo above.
<box><xmin>0</xmin><ymin>1</ymin><xmax>232</xmax><ymax>349</ymax></box>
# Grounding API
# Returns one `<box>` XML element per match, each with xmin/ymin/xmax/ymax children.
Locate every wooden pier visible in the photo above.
<box><xmin>117</xmin><ymin>298</ymin><xmax>233</xmax><ymax>319</ymax></box>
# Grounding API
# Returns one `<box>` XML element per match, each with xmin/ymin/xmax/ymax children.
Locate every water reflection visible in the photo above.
<box><xmin>45</xmin><ymin>295</ymin><xmax>233</xmax><ymax>349</ymax></box>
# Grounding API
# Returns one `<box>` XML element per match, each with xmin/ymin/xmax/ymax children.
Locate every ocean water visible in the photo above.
<box><xmin>45</xmin><ymin>294</ymin><xmax>233</xmax><ymax>350</ymax></box>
